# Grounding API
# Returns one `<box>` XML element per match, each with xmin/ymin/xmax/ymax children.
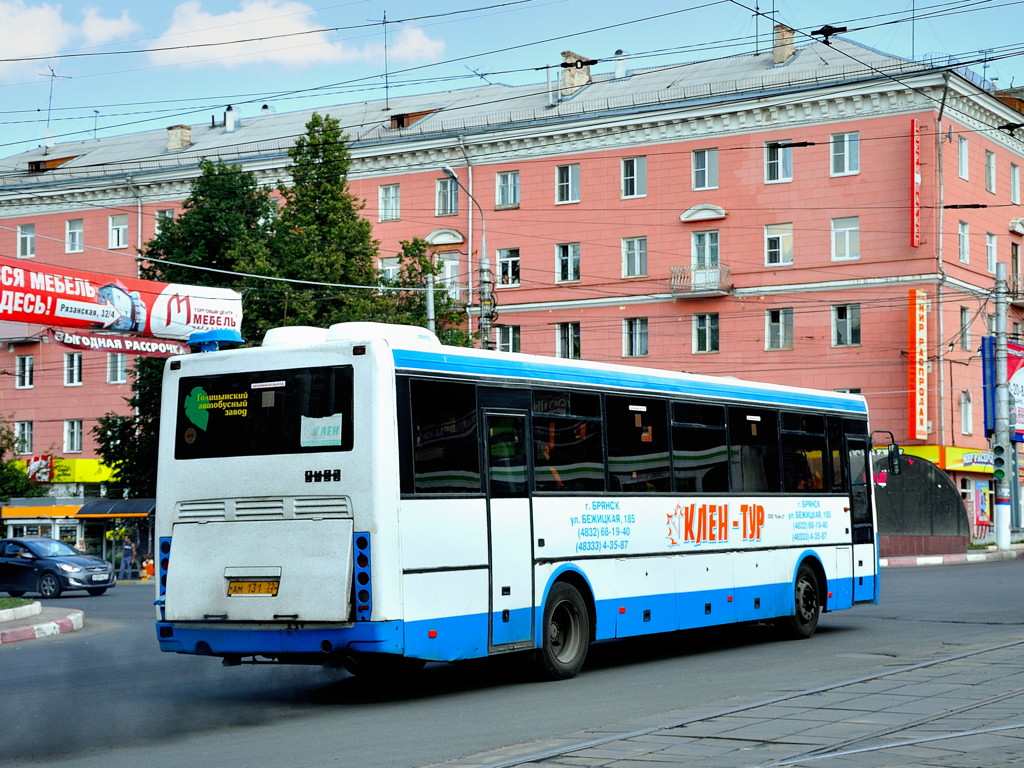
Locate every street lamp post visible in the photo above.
<box><xmin>441</xmin><ymin>165</ymin><xmax>494</xmax><ymax>350</ymax></box>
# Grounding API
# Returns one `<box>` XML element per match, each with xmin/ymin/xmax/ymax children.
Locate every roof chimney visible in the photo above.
<box><xmin>773</xmin><ymin>24</ymin><xmax>796</xmax><ymax>64</ymax></box>
<box><xmin>224</xmin><ymin>105</ymin><xmax>239</xmax><ymax>133</ymax></box>
<box><xmin>560</xmin><ymin>51</ymin><xmax>594</xmax><ymax>98</ymax></box>
<box><xmin>166</xmin><ymin>124</ymin><xmax>192</xmax><ymax>151</ymax></box>
<box><xmin>613</xmin><ymin>49</ymin><xmax>631</xmax><ymax>79</ymax></box>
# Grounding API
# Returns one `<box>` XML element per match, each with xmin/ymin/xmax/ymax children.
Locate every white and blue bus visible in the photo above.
<box><xmin>155</xmin><ymin>322</ymin><xmax>883</xmax><ymax>679</ymax></box>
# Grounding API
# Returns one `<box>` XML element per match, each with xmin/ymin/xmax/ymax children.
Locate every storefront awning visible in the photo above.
<box><xmin>75</xmin><ymin>499</ymin><xmax>155</xmax><ymax>518</ymax></box>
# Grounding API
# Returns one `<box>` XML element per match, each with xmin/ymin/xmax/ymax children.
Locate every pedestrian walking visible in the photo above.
<box><xmin>118</xmin><ymin>535</ymin><xmax>136</xmax><ymax>580</ymax></box>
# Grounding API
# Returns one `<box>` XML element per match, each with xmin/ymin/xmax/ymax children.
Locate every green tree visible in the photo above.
<box><xmin>0</xmin><ymin>421</ymin><xmax>46</xmax><ymax>503</ymax></box>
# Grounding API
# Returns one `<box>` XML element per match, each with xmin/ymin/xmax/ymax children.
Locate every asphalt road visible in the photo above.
<box><xmin>2</xmin><ymin>561</ymin><xmax>1022</xmax><ymax>768</ymax></box>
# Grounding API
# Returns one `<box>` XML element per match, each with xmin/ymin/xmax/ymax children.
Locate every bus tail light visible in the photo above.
<box><xmin>353</xmin><ymin>532</ymin><xmax>371</xmax><ymax>621</ymax></box>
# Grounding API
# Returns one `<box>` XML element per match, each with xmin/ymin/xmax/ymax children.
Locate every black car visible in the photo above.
<box><xmin>0</xmin><ymin>538</ymin><xmax>116</xmax><ymax>598</ymax></box>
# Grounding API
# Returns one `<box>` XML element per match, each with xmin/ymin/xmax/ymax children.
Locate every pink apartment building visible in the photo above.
<box><xmin>1</xmin><ymin>28</ymin><xmax>1023</xmax><ymax>536</ymax></box>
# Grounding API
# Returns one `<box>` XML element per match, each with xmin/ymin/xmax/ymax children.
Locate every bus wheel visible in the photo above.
<box><xmin>778</xmin><ymin>564</ymin><xmax>820</xmax><ymax>640</ymax></box>
<box><xmin>537</xmin><ymin>582</ymin><xmax>590</xmax><ymax>680</ymax></box>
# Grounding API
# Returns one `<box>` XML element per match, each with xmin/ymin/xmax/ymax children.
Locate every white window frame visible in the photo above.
<box><xmin>766</xmin><ymin>308</ymin><xmax>794</xmax><ymax>350</ymax></box>
<box><xmin>435</xmin><ymin>178</ymin><xmax>458</xmax><ymax>216</ymax></box>
<box><xmin>985</xmin><ymin>150</ymin><xmax>996</xmax><ymax>194</ymax></box>
<box><xmin>65</xmin><ymin>218</ymin><xmax>84</xmax><ymax>253</ymax></box>
<box><xmin>831</xmin><ymin>132</ymin><xmax>860</xmax><ymax>176</ymax></box>
<box><xmin>497</xmin><ymin>325</ymin><xmax>521</xmax><ymax>353</ymax></box>
<box><xmin>557</xmin><ymin>322</ymin><xmax>581</xmax><ymax>359</ymax></box>
<box><xmin>958</xmin><ymin>220</ymin><xmax>970</xmax><ymax>264</ymax></box>
<box><xmin>154</xmin><ymin>209</ymin><xmax>175</xmax><ymax>236</ymax></box>
<box><xmin>107</xmin><ymin>352</ymin><xmax>128</xmax><ymax>384</ymax></box>
<box><xmin>831</xmin><ymin>217</ymin><xmax>860</xmax><ymax>261</ymax></box>
<box><xmin>497</xmin><ymin>247</ymin><xmax>520</xmax><ymax>287</ymax></box>
<box><xmin>64</xmin><ymin>352</ymin><xmax>83</xmax><ymax>386</ymax></box>
<box><xmin>108</xmin><ymin>214</ymin><xmax>128</xmax><ymax>248</ymax></box>
<box><xmin>693</xmin><ymin>313</ymin><xmax>719</xmax><ymax>353</ymax></box>
<box><xmin>832</xmin><ymin>304</ymin><xmax>861</xmax><ymax>347</ymax></box>
<box><xmin>14</xmin><ymin>421</ymin><xmax>32</xmax><ymax>455</ymax></box>
<box><xmin>555</xmin><ymin>164</ymin><xmax>580</xmax><ymax>204</ymax></box>
<box><xmin>987</xmin><ymin>233</ymin><xmax>998</xmax><ymax>274</ymax></box>
<box><xmin>621</xmin><ymin>156</ymin><xmax>647</xmax><ymax>198</ymax></box>
<box><xmin>692</xmin><ymin>148</ymin><xmax>719</xmax><ymax>190</ymax></box>
<box><xmin>496</xmin><ymin>171</ymin><xmax>520</xmax><ymax>208</ymax></box>
<box><xmin>624</xmin><ymin>317</ymin><xmax>648</xmax><ymax>357</ymax></box>
<box><xmin>64</xmin><ymin>419</ymin><xmax>84</xmax><ymax>454</ymax></box>
<box><xmin>435</xmin><ymin>253</ymin><xmax>462</xmax><ymax>300</ymax></box>
<box><xmin>15</xmin><ymin>355</ymin><xmax>33</xmax><ymax>389</ymax></box>
<box><xmin>622</xmin><ymin>236</ymin><xmax>647</xmax><ymax>277</ymax></box>
<box><xmin>960</xmin><ymin>390</ymin><xmax>973</xmax><ymax>435</ymax></box>
<box><xmin>556</xmin><ymin>242</ymin><xmax>580</xmax><ymax>283</ymax></box>
<box><xmin>960</xmin><ymin>306</ymin><xmax>972</xmax><ymax>351</ymax></box>
<box><xmin>765</xmin><ymin>223</ymin><xmax>794</xmax><ymax>266</ymax></box>
<box><xmin>1012</xmin><ymin>163</ymin><xmax>1021</xmax><ymax>205</ymax></box>
<box><xmin>378</xmin><ymin>184</ymin><xmax>400</xmax><ymax>221</ymax></box>
<box><xmin>765</xmin><ymin>141</ymin><xmax>793</xmax><ymax>183</ymax></box>
<box><xmin>17</xmin><ymin>224</ymin><xmax>35</xmax><ymax>258</ymax></box>
<box><xmin>958</xmin><ymin>136</ymin><xmax>969</xmax><ymax>179</ymax></box>
<box><xmin>378</xmin><ymin>256</ymin><xmax>400</xmax><ymax>282</ymax></box>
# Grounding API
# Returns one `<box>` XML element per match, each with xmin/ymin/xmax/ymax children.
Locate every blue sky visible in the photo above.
<box><xmin>1</xmin><ymin>0</ymin><xmax>1023</xmax><ymax>156</ymax></box>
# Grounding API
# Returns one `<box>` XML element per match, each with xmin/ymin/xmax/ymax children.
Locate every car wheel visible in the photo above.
<box><xmin>7</xmin><ymin>590</ymin><xmax>26</xmax><ymax>598</ymax></box>
<box><xmin>38</xmin><ymin>572</ymin><xmax>62</xmax><ymax>599</ymax></box>
<box><xmin>86</xmin><ymin>588</ymin><xmax>107</xmax><ymax>596</ymax></box>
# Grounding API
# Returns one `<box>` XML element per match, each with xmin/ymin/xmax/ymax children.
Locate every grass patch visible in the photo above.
<box><xmin>0</xmin><ymin>596</ymin><xmax>33</xmax><ymax>611</ymax></box>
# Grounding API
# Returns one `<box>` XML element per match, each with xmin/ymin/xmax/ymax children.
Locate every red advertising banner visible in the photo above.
<box><xmin>47</xmin><ymin>328</ymin><xmax>191</xmax><ymax>358</ymax></box>
<box><xmin>0</xmin><ymin>256</ymin><xmax>242</xmax><ymax>341</ymax></box>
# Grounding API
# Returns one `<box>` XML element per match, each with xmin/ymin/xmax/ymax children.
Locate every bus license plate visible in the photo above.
<box><xmin>227</xmin><ymin>580</ymin><xmax>279</xmax><ymax>597</ymax></box>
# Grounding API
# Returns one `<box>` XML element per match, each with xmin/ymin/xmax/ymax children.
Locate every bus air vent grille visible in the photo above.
<box><xmin>177</xmin><ymin>501</ymin><xmax>227</xmax><ymax>521</ymax></box>
<box><xmin>235</xmin><ymin>499</ymin><xmax>286</xmax><ymax>520</ymax></box>
<box><xmin>293</xmin><ymin>497</ymin><xmax>351</xmax><ymax>518</ymax></box>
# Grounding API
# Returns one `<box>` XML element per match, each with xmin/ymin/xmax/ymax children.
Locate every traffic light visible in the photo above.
<box><xmin>993</xmin><ymin>443</ymin><xmax>1008</xmax><ymax>481</ymax></box>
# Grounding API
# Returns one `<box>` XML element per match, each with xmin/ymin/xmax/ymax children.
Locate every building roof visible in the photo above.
<box><xmin>0</xmin><ymin>36</ymin><xmax>1002</xmax><ymax>190</ymax></box>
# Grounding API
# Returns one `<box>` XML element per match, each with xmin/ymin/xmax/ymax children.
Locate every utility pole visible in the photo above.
<box><xmin>993</xmin><ymin>262</ymin><xmax>1012</xmax><ymax>549</ymax></box>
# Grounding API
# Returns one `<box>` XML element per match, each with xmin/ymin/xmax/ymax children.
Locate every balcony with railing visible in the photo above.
<box><xmin>1010</xmin><ymin>274</ymin><xmax>1024</xmax><ymax>307</ymax></box>
<box><xmin>669</xmin><ymin>263</ymin><xmax>733</xmax><ymax>298</ymax></box>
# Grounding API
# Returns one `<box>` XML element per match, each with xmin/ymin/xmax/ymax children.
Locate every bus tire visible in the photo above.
<box><xmin>778</xmin><ymin>564</ymin><xmax>820</xmax><ymax>640</ymax></box>
<box><xmin>537</xmin><ymin>582</ymin><xmax>590</xmax><ymax>680</ymax></box>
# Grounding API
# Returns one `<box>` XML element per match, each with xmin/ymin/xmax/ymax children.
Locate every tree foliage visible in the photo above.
<box><xmin>0</xmin><ymin>421</ymin><xmax>46</xmax><ymax>503</ymax></box>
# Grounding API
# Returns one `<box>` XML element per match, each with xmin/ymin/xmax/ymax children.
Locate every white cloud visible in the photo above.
<box><xmin>81</xmin><ymin>7</ymin><xmax>142</xmax><ymax>47</ymax></box>
<box><xmin>148</xmin><ymin>0</ymin><xmax>444</xmax><ymax>70</ymax></box>
<box><xmin>0</xmin><ymin>1</ymin><xmax>75</xmax><ymax>80</ymax></box>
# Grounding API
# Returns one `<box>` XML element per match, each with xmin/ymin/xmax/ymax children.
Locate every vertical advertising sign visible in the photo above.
<box><xmin>910</xmin><ymin>118</ymin><xmax>922</xmax><ymax>248</ymax></box>
<box><xmin>908</xmin><ymin>289</ymin><xmax>928</xmax><ymax>439</ymax></box>
<box><xmin>1007</xmin><ymin>341</ymin><xmax>1024</xmax><ymax>442</ymax></box>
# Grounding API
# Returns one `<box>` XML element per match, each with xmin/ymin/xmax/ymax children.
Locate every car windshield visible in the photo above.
<box><xmin>24</xmin><ymin>539</ymin><xmax>80</xmax><ymax>558</ymax></box>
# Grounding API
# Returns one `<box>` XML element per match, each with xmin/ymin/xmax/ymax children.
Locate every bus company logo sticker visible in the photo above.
<box><xmin>183</xmin><ymin>386</ymin><xmax>249</xmax><ymax>429</ymax></box>
<box><xmin>184</xmin><ymin>387</ymin><xmax>210</xmax><ymax>430</ymax></box>
<box><xmin>305</xmin><ymin>469</ymin><xmax>341</xmax><ymax>483</ymax></box>
<box><xmin>666</xmin><ymin>502</ymin><xmax>765</xmax><ymax>546</ymax></box>
<box><xmin>300</xmin><ymin>414</ymin><xmax>343</xmax><ymax>447</ymax></box>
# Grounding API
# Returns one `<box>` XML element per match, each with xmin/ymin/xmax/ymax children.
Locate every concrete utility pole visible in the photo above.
<box><xmin>993</xmin><ymin>262</ymin><xmax>1012</xmax><ymax>550</ymax></box>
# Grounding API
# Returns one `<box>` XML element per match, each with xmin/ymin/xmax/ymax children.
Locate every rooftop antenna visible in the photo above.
<box><xmin>368</xmin><ymin>11</ymin><xmax>391</xmax><ymax>110</ymax></box>
<box><xmin>39</xmin><ymin>65</ymin><xmax>70</xmax><ymax>128</ymax></box>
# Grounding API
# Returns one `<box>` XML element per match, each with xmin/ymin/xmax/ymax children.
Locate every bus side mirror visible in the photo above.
<box><xmin>887</xmin><ymin>444</ymin><xmax>901</xmax><ymax>476</ymax></box>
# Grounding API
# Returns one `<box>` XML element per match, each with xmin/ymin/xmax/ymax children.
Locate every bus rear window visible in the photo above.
<box><xmin>174</xmin><ymin>365</ymin><xmax>354</xmax><ymax>459</ymax></box>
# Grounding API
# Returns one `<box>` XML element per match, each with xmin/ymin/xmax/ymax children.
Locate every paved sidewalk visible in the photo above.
<box><xmin>881</xmin><ymin>542</ymin><xmax>1024</xmax><ymax>568</ymax></box>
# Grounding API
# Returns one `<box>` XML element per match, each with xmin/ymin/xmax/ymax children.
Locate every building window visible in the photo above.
<box><xmin>624</xmin><ymin>318</ymin><xmax>648</xmax><ymax>357</ymax></box>
<box><xmin>14</xmin><ymin>421</ymin><xmax>32</xmax><ymax>455</ymax></box>
<box><xmin>497</xmin><ymin>247</ymin><xmax>520</xmax><ymax>286</ymax></box>
<box><xmin>961</xmin><ymin>390</ymin><xmax>973</xmax><ymax>435</ymax></box>
<box><xmin>557</xmin><ymin>322</ymin><xmax>581</xmax><ymax>359</ymax></box>
<box><xmin>692</xmin><ymin>230</ymin><xmax>719</xmax><ymax>267</ymax></box>
<box><xmin>154</xmin><ymin>209</ymin><xmax>175</xmax><ymax>236</ymax></box>
<box><xmin>958</xmin><ymin>136</ymin><xmax>969</xmax><ymax>179</ymax></box>
<box><xmin>64</xmin><ymin>419</ymin><xmax>83</xmax><ymax>454</ymax></box>
<box><xmin>985</xmin><ymin>150</ymin><xmax>996</xmax><ymax>194</ymax></box>
<box><xmin>435</xmin><ymin>178</ymin><xmax>458</xmax><ymax>216</ymax></box>
<box><xmin>497</xmin><ymin>325</ymin><xmax>521</xmax><ymax>353</ymax></box>
<box><xmin>831</xmin><ymin>132</ymin><xmax>859</xmax><ymax>176</ymax></box>
<box><xmin>987</xmin><ymin>233</ymin><xmax>998</xmax><ymax>273</ymax></box>
<box><xmin>766</xmin><ymin>308</ymin><xmax>794</xmax><ymax>350</ymax></box>
<box><xmin>17</xmin><ymin>224</ymin><xmax>35</xmax><ymax>258</ymax></box>
<box><xmin>496</xmin><ymin>171</ymin><xmax>520</xmax><ymax>208</ymax></box>
<box><xmin>622</xmin><ymin>236</ymin><xmax>647</xmax><ymax>277</ymax></box>
<box><xmin>692</xmin><ymin>148</ymin><xmax>718</xmax><ymax>190</ymax></box>
<box><xmin>109</xmin><ymin>214</ymin><xmax>128</xmax><ymax>248</ymax></box>
<box><xmin>436</xmin><ymin>254</ymin><xmax>462</xmax><ymax>300</ymax></box>
<box><xmin>65</xmin><ymin>219</ymin><xmax>84</xmax><ymax>253</ymax></box>
<box><xmin>960</xmin><ymin>306</ymin><xmax>972</xmax><ymax>350</ymax></box>
<box><xmin>556</xmin><ymin>242</ymin><xmax>580</xmax><ymax>283</ymax></box>
<box><xmin>378</xmin><ymin>256</ymin><xmax>400</xmax><ymax>281</ymax></box>
<box><xmin>958</xmin><ymin>221</ymin><xmax>970</xmax><ymax>264</ymax></box>
<box><xmin>64</xmin><ymin>352</ymin><xmax>83</xmax><ymax>386</ymax></box>
<box><xmin>765</xmin><ymin>223</ymin><xmax>794</xmax><ymax>266</ymax></box>
<box><xmin>621</xmin><ymin>156</ymin><xmax>647</xmax><ymax>198</ymax></box>
<box><xmin>1012</xmin><ymin>163</ymin><xmax>1021</xmax><ymax>205</ymax></box>
<box><xmin>694</xmin><ymin>313</ymin><xmax>719</xmax><ymax>353</ymax></box>
<box><xmin>379</xmin><ymin>184</ymin><xmax>400</xmax><ymax>221</ymax></box>
<box><xmin>15</xmin><ymin>355</ymin><xmax>33</xmax><ymax>388</ymax></box>
<box><xmin>765</xmin><ymin>141</ymin><xmax>793</xmax><ymax>183</ymax></box>
<box><xmin>833</xmin><ymin>304</ymin><xmax>861</xmax><ymax>347</ymax></box>
<box><xmin>831</xmin><ymin>217</ymin><xmax>860</xmax><ymax>261</ymax></box>
<box><xmin>107</xmin><ymin>352</ymin><xmax>128</xmax><ymax>384</ymax></box>
<box><xmin>555</xmin><ymin>164</ymin><xmax>580</xmax><ymax>203</ymax></box>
